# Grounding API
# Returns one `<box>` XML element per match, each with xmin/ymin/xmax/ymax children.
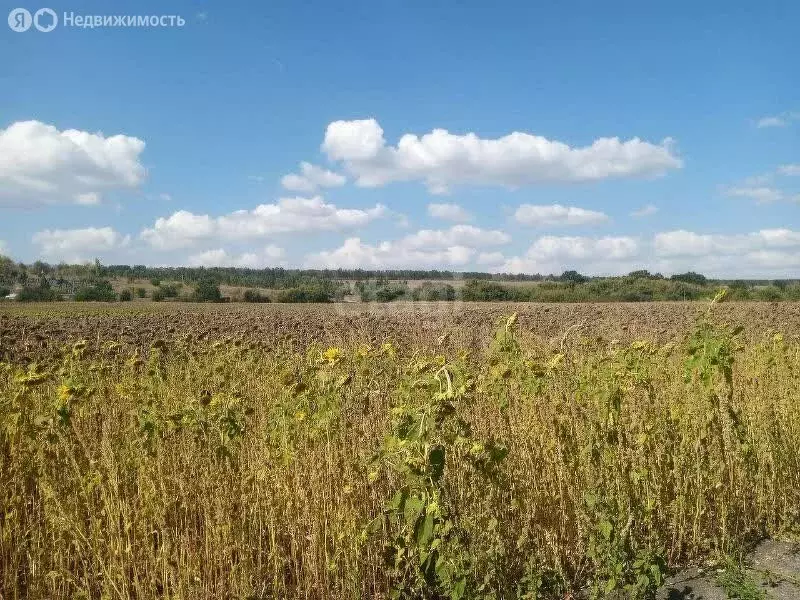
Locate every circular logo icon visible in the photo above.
<box><xmin>33</xmin><ymin>7</ymin><xmax>57</xmax><ymax>32</ymax></box>
<box><xmin>8</xmin><ymin>7</ymin><xmax>32</xmax><ymax>32</ymax></box>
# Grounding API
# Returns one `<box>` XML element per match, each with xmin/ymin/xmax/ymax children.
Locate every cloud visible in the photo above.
<box><xmin>514</xmin><ymin>204</ymin><xmax>609</xmax><ymax>226</ymax></box>
<box><xmin>306</xmin><ymin>224</ymin><xmax>509</xmax><ymax>269</ymax></box>
<box><xmin>653</xmin><ymin>229</ymin><xmax>800</xmax><ymax>257</ymax></box>
<box><xmin>651</xmin><ymin>229</ymin><xmax>800</xmax><ymax>277</ymax></box>
<box><xmin>401</xmin><ymin>225</ymin><xmax>510</xmax><ymax>249</ymax></box>
<box><xmin>141</xmin><ymin>211</ymin><xmax>215</xmax><ymax>250</ymax></box>
<box><xmin>477</xmin><ymin>251</ymin><xmax>505</xmax><ymax>266</ymax></box>
<box><xmin>321</xmin><ymin>118</ymin><xmax>681</xmax><ymax>193</ymax></box>
<box><xmin>756</xmin><ymin>111</ymin><xmax>799</xmax><ymax>128</ymax></box>
<box><xmin>0</xmin><ymin>240</ymin><xmax>9</xmax><ymax>256</ymax></box>
<box><xmin>501</xmin><ymin>235</ymin><xmax>640</xmax><ymax>274</ymax></box>
<box><xmin>724</xmin><ymin>186</ymin><xmax>799</xmax><ymax>204</ymax></box>
<box><xmin>303</xmin><ymin>225</ymin><xmax>800</xmax><ymax>277</ymax></box>
<box><xmin>281</xmin><ymin>162</ymin><xmax>346</xmax><ymax>193</ymax></box>
<box><xmin>427</xmin><ymin>202</ymin><xmax>471</xmax><ymax>222</ymax></box>
<box><xmin>778</xmin><ymin>164</ymin><xmax>800</xmax><ymax>176</ymax></box>
<box><xmin>630</xmin><ymin>204</ymin><xmax>659</xmax><ymax>218</ymax></box>
<box><xmin>0</xmin><ymin>120</ymin><xmax>146</xmax><ymax>207</ymax></box>
<box><xmin>141</xmin><ymin>196</ymin><xmax>386</xmax><ymax>250</ymax></box>
<box><xmin>188</xmin><ymin>245</ymin><xmax>285</xmax><ymax>268</ymax></box>
<box><xmin>32</xmin><ymin>227</ymin><xmax>129</xmax><ymax>262</ymax></box>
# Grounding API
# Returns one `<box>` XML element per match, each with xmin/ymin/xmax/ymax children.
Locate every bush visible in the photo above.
<box><xmin>192</xmin><ymin>279</ymin><xmax>222</xmax><ymax>303</ymax></box>
<box><xmin>242</xmin><ymin>289</ymin><xmax>271</xmax><ymax>303</ymax></box>
<box><xmin>0</xmin><ymin>285</ymin><xmax>10</xmax><ymax>298</ymax></box>
<box><xmin>74</xmin><ymin>280</ymin><xmax>117</xmax><ymax>302</ymax></box>
<box><xmin>152</xmin><ymin>288</ymin><xmax>166</xmax><ymax>302</ymax></box>
<box><xmin>375</xmin><ymin>284</ymin><xmax>408</xmax><ymax>302</ymax></box>
<box><xmin>149</xmin><ymin>278</ymin><xmax>161</xmax><ymax>287</ymax></box>
<box><xmin>275</xmin><ymin>287</ymin><xmax>331</xmax><ymax>303</ymax></box>
<box><xmin>160</xmin><ymin>283</ymin><xmax>181</xmax><ymax>298</ymax></box>
<box><xmin>411</xmin><ymin>282</ymin><xmax>456</xmax><ymax>301</ymax></box>
<box><xmin>136</xmin><ymin>287</ymin><xmax>147</xmax><ymax>298</ymax></box>
<box><xmin>559</xmin><ymin>270</ymin><xmax>589</xmax><ymax>284</ymax></box>
<box><xmin>755</xmin><ymin>286</ymin><xmax>782</xmax><ymax>301</ymax></box>
<box><xmin>119</xmin><ymin>289</ymin><xmax>133</xmax><ymax>301</ymax></box>
<box><xmin>17</xmin><ymin>285</ymin><xmax>60</xmax><ymax>302</ymax></box>
<box><xmin>461</xmin><ymin>280</ymin><xmax>512</xmax><ymax>301</ymax></box>
<box><xmin>671</xmin><ymin>271</ymin><xmax>707</xmax><ymax>285</ymax></box>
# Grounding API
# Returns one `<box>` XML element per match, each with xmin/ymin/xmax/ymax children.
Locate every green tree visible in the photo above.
<box><xmin>193</xmin><ymin>279</ymin><xmax>222</xmax><ymax>302</ymax></box>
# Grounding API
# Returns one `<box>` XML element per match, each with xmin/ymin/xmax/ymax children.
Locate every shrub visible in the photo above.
<box><xmin>16</xmin><ymin>285</ymin><xmax>60</xmax><ymax>302</ymax></box>
<box><xmin>136</xmin><ymin>287</ymin><xmax>147</xmax><ymax>298</ymax></box>
<box><xmin>275</xmin><ymin>287</ymin><xmax>331</xmax><ymax>303</ymax></box>
<box><xmin>671</xmin><ymin>271</ymin><xmax>707</xmax><ymax>285</ymax></box>
<box><xmin>159</xmin><ymin>283</ymin><xmax>181</xmax><ymax>298</ymax></box>
<box><xmin>119</xmin><ymin>289</ymin><xmax>133</xmax><ymax>301</ymax></box>
<box><xmin>560</xmin><ymin>270</ymin><xmax>589</xmax><ymax>284</ymax></box>
<box><xmin>461</xmin><ymin>280</ymin><xmax>512</xmax><ymax>301</ymax></box>
<box><xmin>755</xmin><ymin>286</ymin><xmax>782</xmax><ymax>301</ymax></box>
<box><xmin>74</xmin><ymin>280</ymin><xmax>117</xmax><ymax>302</ymax></box>
<box><xmin>374</xmin><ymin>283</ymin><xmax>408</xmax><ymax>302</ymax></box>
<box><xmin>411</xmin><ymin>282</ymin><xmax>456</xmax><ymax>301</ymax></box>
<box><xmin>242</xmin><ymin>289</ymin><xmax>271</xmax><ymax>303</ymax></box>
<box><xmin>192</xmin><ymin>280</ymin><xmax>222</xmax><ymax>303</ymax></box>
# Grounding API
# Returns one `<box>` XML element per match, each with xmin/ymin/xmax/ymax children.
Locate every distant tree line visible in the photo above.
<box><xmin>2</xmin><ymin>255</ymin><xmax>799</xmax><ymax>303</ymax></box>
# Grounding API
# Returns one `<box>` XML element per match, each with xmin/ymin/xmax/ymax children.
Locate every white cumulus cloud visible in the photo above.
<box><xmin>652</xmin><ymin>229</ymin><xmax>800</xmax><ymax>277</ymax></box>
<box><xmin>514</xmin><ymin>204</ymin><xmax>609</xmax><ymax>226</ymax></box>
<box><xmin>654</xmin><ymin>229</ymin><xmax>800</xmax><ymax>257</ymax></box>
<box><xmin>427</xmin><ymin>202</ymin><xmax>471</xmax><ymax>222</ymax></box>
<box><xmin>281</xmin><ymin>162</ymin><xmax>346</xmax><ymax>193</ymax></box>
<box><xmin>321</xmin><ymin>118</ymin><xmax>681</xmax><ymax>193</ymax></box>
<box><xmin>501</xmin><ymin>235</ymin><xmax>640</xmax><ymax>274</ymax></box>
<box><xmin>32</xmin><ymin>227</ymin><xmax>129</xmax><ymax>262</ymax></box>
<box><xmin>306</xmin><ymin>224</ymin><xmax>509</xmax><ymax>269</ymax></box>
<box><xmin>141</xmin><ymin>196</ymin><xmax>386</xmax><ymax>250</ymax></box>
<box><xmin>0</xmin><ymin>120</ymin><xmax>146</xmax><ymax>207</ymax></box>
<box><xmin>188</xmin><ymin>245</ymin><xmax>285</xmax><ymax>268</ymax></box>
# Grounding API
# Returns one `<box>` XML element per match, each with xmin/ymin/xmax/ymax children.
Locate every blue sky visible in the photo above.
<box><xmin>1</xmin><ymin>0</ymin><xmax>798</xmax><ymax>276</ymax></box>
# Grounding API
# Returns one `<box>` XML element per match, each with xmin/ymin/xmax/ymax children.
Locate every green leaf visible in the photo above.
<box><xmin>415</xmin><ymin>511</ymin><xmax>435</xmax><ymax>549</ymax></box>
<box><xmin>404</xmin><ymin>496</ymin><xmax>425</xmax><ymax>526</ymax></box>
<box><xmin>428</xmin><ymin>445</ymin><xmax>445</xmax><ymax>481</ymax></box>
<box><xmin>388</xmin><ymin>487</ymin><xmax>408</xmax><ymax>513</ymax></box>
<box><xmin>598</xmin><ymin>520</ymin><xmax>613</xmax><ymax>541</ymax></box>
<box><xmin>450</xmin><ymin>576</ymin><xmax>466</xmax><ymax>600</ymax></box>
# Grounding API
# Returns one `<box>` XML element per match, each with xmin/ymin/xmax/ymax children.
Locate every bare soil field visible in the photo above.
<box><xmin>2</xmin><ymin>301</ymin><xmax>798</xmax><ymax>363</ymax></box>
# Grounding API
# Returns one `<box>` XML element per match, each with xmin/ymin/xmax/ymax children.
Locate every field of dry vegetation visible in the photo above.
<box><xmin>1</xmin><ymin>298</ymin><xmax>800</xmax><ymax>599</ymax></box>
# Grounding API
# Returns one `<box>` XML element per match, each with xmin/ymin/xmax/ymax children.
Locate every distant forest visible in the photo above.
<box><xmin>1</xmin><ymin>255</ymin><xmax>799</xmax><ymax>303</ymax></box>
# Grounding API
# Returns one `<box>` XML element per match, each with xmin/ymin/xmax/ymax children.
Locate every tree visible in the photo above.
<box><xmin>671</xmin><ymin>272</ymin><xmax>707</xmax><ymax>286</ymax></box>
<box><xmin>560</xmin><ymin>270</ymin><xmax>589</xmax><ymax>284</ymax></box>
<box><xmin>74</xmin><ymin>279</ymin><xmax>116</xmax><ymax>302</ymax></box>
<box><xmin>193</xmin><ymin>279</ymin><xmax>222</xmax><ymax>302</ymax></box>
<box><xmin>0</xmin><ymin>255</ymin><xmax>20</xmax><ymax>286</ymax></box>
<box><xmin>242</xmin><ymin>289</ymin><xmax>271</xmax><ymax>303</ymax></box>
